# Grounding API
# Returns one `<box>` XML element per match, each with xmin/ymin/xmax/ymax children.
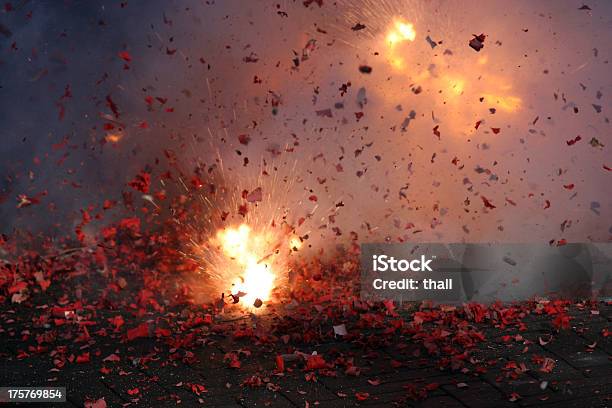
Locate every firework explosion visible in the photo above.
<box><xmin>175</xmin><ymin>161</ymin><xmax>311</xmax><ymax>310</ymax></box>
<box><xmin>0</xmin><ymin>1</ymin><xmax>610</xmax><ymax>407</ymax></box>
<box><xmin>339</xmin><ymin>2</ymin><xmax>523</xmax><ymax>133</ymax></box>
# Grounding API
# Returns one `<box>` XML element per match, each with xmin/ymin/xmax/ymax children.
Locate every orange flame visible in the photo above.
<box><xmin>215</xmin><ymin>224</ymin><xmax>276</xmax><ymax>306</ymax></box>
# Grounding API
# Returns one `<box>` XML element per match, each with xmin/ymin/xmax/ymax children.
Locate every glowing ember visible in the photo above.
<box><xmin>105</xmin><ymin>133</ymin><xmax>122</xmax><ymax>143</ymax></box>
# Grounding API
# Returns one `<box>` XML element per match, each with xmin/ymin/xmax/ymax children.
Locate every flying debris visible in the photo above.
<box><xmin>469</xmin><ymin>33</ymin><xmax>486</xmax><ymax>52</ymax></box>
<box><xmin>400</xmin><ymin>110</ymin><xmax>417</xmax><ymax>131</ymax></box>
<box><xmin>425</xmin><ymin>35</ymin><xmax>437</xmax><ymax>49</ymax></box>
<box><xmin>1</xmin><ymin>2</ymin><xmax>611</xmax><ymax>407</ymax></box>
<box><xmin>356</xmin><ymin>87</ymin><xmax>367</xmax><ymax>108</ymax></box>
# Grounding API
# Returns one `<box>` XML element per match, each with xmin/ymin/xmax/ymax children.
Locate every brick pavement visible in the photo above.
<box><xmin>1</xmin><ymin>303</ymin><xmax>610</xmax><ymax>407</ymax></box>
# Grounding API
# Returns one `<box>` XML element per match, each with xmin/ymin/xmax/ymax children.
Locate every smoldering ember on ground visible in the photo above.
<box><xmin>0</xmin><ymin>1</ymin><xmax>610</xmax><ymax>407</ymax></box>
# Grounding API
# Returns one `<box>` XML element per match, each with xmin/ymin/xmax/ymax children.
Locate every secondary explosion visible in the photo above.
<box><xmin>379</xmin><ymin>16</ymin><xmax>522</xmax><ymax>124</ymax></box>
<box><xmin>385</xmin><ymin>18</ymin><xmax>417</xmax><ymax>69</ymax></box>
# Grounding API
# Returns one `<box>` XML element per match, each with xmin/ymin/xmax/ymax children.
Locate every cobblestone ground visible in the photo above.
<box><xmin>1</xmin><ymin>301</ymin><xmax>610</xmax><ymax>408</ymax></box>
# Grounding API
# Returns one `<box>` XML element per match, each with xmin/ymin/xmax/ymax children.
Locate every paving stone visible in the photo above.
<box><xmin>582</xmin><ymin>364</ymin><xmax>612</xmax><ymax>379</ymax></box>
<box><xmin>2</xmin><ymin>301</ymin><xmax>610</xmax><ymax>408</ymax></box>
<box><xmin>544</xmin><ymin>335</ymin><xmax>611</xmax><ymax>369</ymax></box>
<box><xmin>482</xmin><ymin>376</ymin><xmax>544</xmax><ymax>398</ymax></box>
<box><xmin>235</xmin><ymin>388</ymin><xmax>297</xmax><ymax>407</ymax></box>
<box><xmin>520</xmin><ymin>375</ymin><xmax>612</xmax><ymax>407</ymax></box>
<box><xmin>358</xmin><ymin>391</ymin><xmax>416</xmax><ymax>406</ymax></box>
<box><xmin>413</xmin><ymin>395</ymin><xmax>467</xmax><ymax>408</ymax></box>
<box><xmin>1</xmin><ymin>339</ymin><xmax>125</xmax><ymax>407</ymax></box>
<box><xmin>577</xmin><ymin>322</ymin><xmax>612</xmax><ymax>354</ymax></box>
<box><xmin>141</xmin><ymin>358</ymin><xmax>235</xmax><ymax>404</ymax></box>
<box><xmin>544</xmin><ymin>396</ymin><xmax>611</xmax><ymax>408</ymax></box>
<box><xmin>521</xmin><ymin>353</ymin><xmax>586</xmax><ymax>382</ymax></box>
<box><xmin>443</xmin><ymin>380</ymin><xmax>514</xmax><ymax>408</ymax></box>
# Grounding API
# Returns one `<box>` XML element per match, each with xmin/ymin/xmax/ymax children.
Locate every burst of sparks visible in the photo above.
<box><xmin>179</xmin><ymin>158</ymin><xmax>312</xmax><ymax>311</ymax></box>
<box><xmin>386</xmin><ymin>19</ymin><xmax>416</xmax><ymax>45</ymax></box>
<box><xmin>384</xmin><ymin>18</ymin><xmax>416</xmax><ymax>69</ymax></box>
<box><xmin>215</xmin><ymin>224</ymin><xmax>277</xmax><ymax>306</ymax></box>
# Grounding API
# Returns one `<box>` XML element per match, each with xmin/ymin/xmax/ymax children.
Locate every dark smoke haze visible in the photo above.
<box><xmin>0</xmin><ymin>0</ymin><xmax>610</xmax><ymax>247</ymax></box>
